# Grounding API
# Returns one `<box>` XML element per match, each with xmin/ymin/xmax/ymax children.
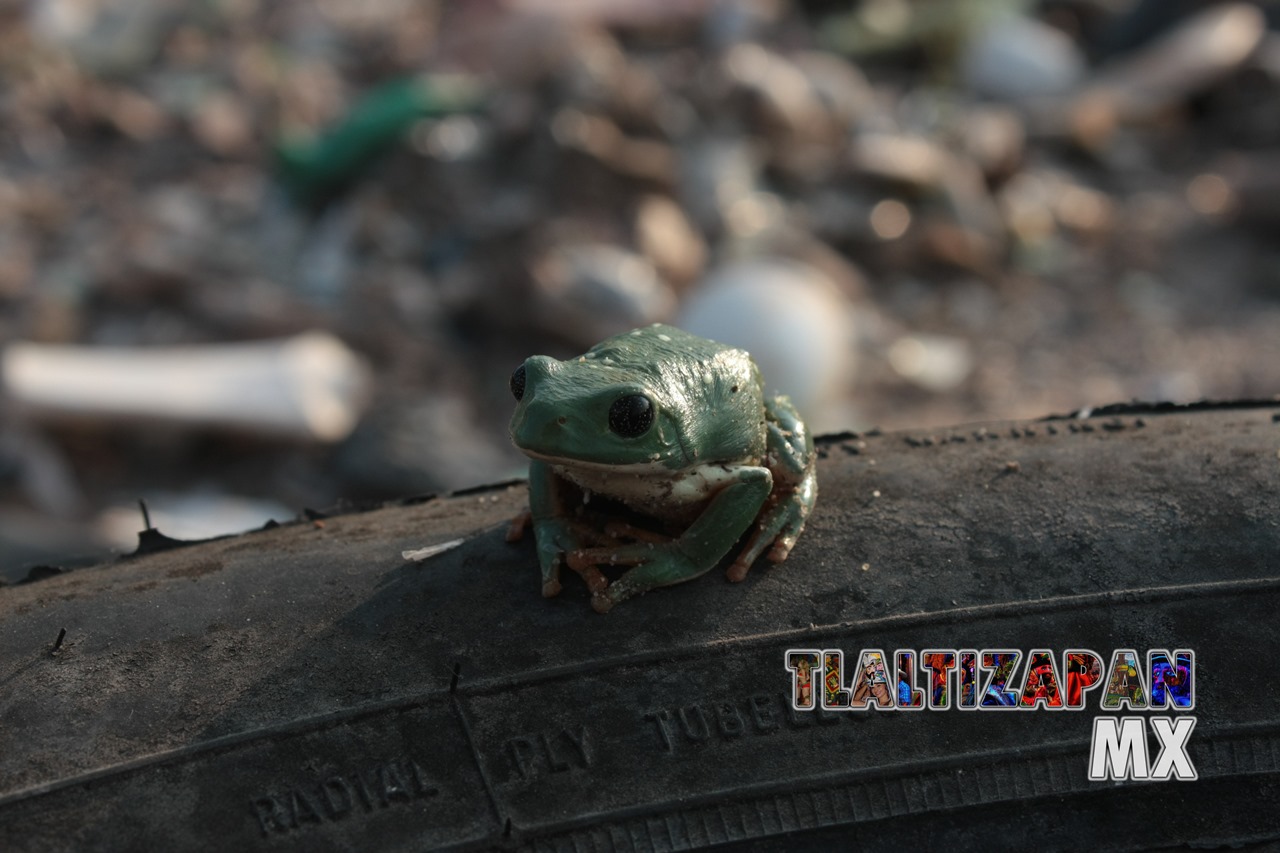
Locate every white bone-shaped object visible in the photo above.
<box><xmin>2</xmin><ymin>332</ymin><xmax>371</xmax><ymax>442</ymax></box>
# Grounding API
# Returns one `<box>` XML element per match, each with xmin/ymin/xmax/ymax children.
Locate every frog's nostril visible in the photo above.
<box><xmin>557</xmin><ymin>416</ymin><xmax>567</xmax><ymax>426</ymax></box>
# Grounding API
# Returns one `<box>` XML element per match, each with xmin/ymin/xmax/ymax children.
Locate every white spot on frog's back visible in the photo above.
<box><xmin>658</xmin><ymin>333</ymin><xmax>671</xmax><ymax>342</ymax></box>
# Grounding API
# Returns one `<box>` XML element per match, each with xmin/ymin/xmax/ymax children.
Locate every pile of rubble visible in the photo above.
<box><xmin>1</xmin><ymin>0</ymin><xmax>1278</xmax><ymax>577</ymax></box>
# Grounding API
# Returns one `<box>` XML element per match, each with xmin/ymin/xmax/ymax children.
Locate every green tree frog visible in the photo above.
<box><xmin>506</xmin><ymin>324</ymin><xmax>817</xmax><ymax>613</ymax></box>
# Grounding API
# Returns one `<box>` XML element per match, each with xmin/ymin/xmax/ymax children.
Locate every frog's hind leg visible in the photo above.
<box><xmin>581</xmin><ymin>467</ymin><xmax>774</xmax><ymax>612</ymax></box>
<box><xmin>765</xmin><ymin>467</ymin><xmax>817</xmax><ymax>564</ymax></box>
<box><xmin>763</xmin><ymin>394</ymin><xmax>814</xmax><ymax>477</ymax></box>
<box><xmin>726</xmin><ymin>478</ymin><xmax>816</xmax><ymax>580</ymax></box>
<box><xmin>602</xmin><ymin>520</ymin><xmax>671</xmax><ymax>544</ymax></box>
<box><xmin>560</xmin><ymin>521</ymin><xmax>650</xmax><ymax>594</ymax></box>
<box><xmin>505</xmin><ymin>510</ymin><xmax>533</xmax><ymax>543</ymax></box>
<box><xmin>726</xmin><ymin>503</ymin><xmax>792</xmax><ymax>581</ymax></box>
<box><xmin>565</xmin><ymin>548</ymin><xmax>648</xmax><ymax>596</ymax></box>
<box><xmin>726</xmin><ymin>395</ymin><xmax>818</xmax><ymax>581</ymax></box>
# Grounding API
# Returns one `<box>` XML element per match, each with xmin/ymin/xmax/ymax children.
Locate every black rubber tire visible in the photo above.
<box><xmin>2</xmin><ymin>403</ymin><xmax>1279</xmax><ymax>852</ymax></box>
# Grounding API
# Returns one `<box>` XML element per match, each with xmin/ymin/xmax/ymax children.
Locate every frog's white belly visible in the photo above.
<box><xmin>552</xmin><ymin>460</ymin><xmax>751</xmax><ymax>520</ymax></box>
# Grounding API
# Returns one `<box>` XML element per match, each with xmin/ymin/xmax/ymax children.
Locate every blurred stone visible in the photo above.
<box><xmin>957</xmin><ymin>105</ymin><xmax>1025</xmax><ymax>181</ymax></box>
<box><xmin>531</xmin><ymin>243</ymin><xmax>677</xmax><ymax>345</ymax></box>
<box><xmin>679</xmin><ymin>136</ymin><xmax>763</xmax><ymax>234</ymax></box>
<box><xmin>510</xmin><ymin>0</ymin><xmax>718</xmax><ymax>29</ymax></box>
<box><xmin>887</xmin><ymin>333</ymin><xmax>974</xmax><ymax>392</ymax></box>
<box><xmin>820</xmin><ymin>0</ymin><xmax>995</xmax><ymax>59</ymax></box>
<box><xmin>28</xmin><ymin>0</ymin><xmax>167</xmax><ymax>76</ymax></box>
<box><xmin>558</xmin><ymin>24</ymin><xmax>630</xmax><ymax>106</ymax></box>
<box><xmin>704</xmin><ymin>0</ymin><xmax>786</xmax><ymax>47</ymax></box>
<box><xmin>1053</xmin><ymin>181</ymin><xmax>1114</xmax><ymax>237</ymax></box>
<box><xmin>791</xmin><ymin>52</ymin><xmax>876</xmax><ymax>132</ymax></box>
<box><xmin>723</xmin><ymin>45</ymin><xmax>874</xmax><ymax>182</ymax></box>
<box><xmin>917</xmin><ymin>219</ymin><xmax>1000</xmax><ymax>275</ymax></box>
<box><xmin>148</xmin><ymin>185</ymin><xmax>211</xmax><ymax>239</ymax></box>
<box><xmin>676</xmin><ymin>257</ymin><xmax>856</xmax><ymax>430</ymax></box>
<box><xmin>852</xmin><ymin>133</ymin><xmax>950</xmax><ymax>190</ymax></box>
<box><xmin>1185</xmin><ymin>172</ymin><xmax>1235</xmax><ymax>220</ymax></box>
<box><xmin>108</xmin><ymin>88</ymin><xmax>169</xmax><ymax>141</ymax></box>
<box><xmin>869</xmin><ymin>198</ymin><xmax>912</xmax><ymax>241</ymax></box>
<box><xmin>192</xmin><ymin>91</ymin><xmax>254</xmax><ymax>156</ymax></box>
<box><xmin>1072</xmin><ymin>3</ymin><xmax>1266</xmax><ymax>138</ymax></box>
<box><xmin>551</xmin><ymin>108</ymin><xmax>677</xmax><ymax>184</ymax></box>
<box><xmin>999</xmin><ymin>171</ymin><xmax>1060</xmax><ymax>246</ymax></box>
<box><xmin>633</xmin><ymin>195</ymin><xmax>707</xmax><ymax>288</ymax></box>
<box><xmin>855</xmin><ymin>134</ymin><xmax>1003</xmax><ymax>255</ymax></box>
<box><xmin>411</xmin><ymin>115</ymin><xmax>486</xmax><ymax>162</ymax></box>
<box><xmin>961</xmin><ymin>14</ymin><xmax>1086</xmax><ymax>101</ymax></box>
<box><xmin>723</xmin><ymin>43</ymin><xmax>831</xmax><ymax>138</ymax></box>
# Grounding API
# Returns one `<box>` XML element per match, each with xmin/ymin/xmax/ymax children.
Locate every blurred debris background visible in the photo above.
<box><xmin>1</xmin><ymin>0</ymin><xmax>1279</xmax><ymax>580</ymax></box>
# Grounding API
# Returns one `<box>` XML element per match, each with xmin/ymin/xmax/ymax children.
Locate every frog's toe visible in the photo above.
<box><xmin>565</xmin><ymin>549</ymin><xmax>613</xmax><ymax>593</ymax></box>
<box><xmin>540</xmin><ymin>557</ymin><xmax>563</xmax><ymax>596</ymax></box>
<box><xmin>591</xmin><ymin>590</ymin><xmax>616</xmax><ymax>614</ymax></box>
<box><xmin>725</xmin><ymin>560</ymin><xmax>752</xmax><ymax>582</ymax></box>
<box><xmin>768</xmin><ymin>536</ymin><xmax>797</xmax><ymax>563</ymax></box>
<box><xmin>565</xmin><ymin>549</ymin><xmax>591</xmax><ymax>573</ymax></box>
<box><xmin>584</xmin><ymin>570</ymin><xmax>609</xmax><ymax>595</ymax></box>
<box><xmin>505</xmin><ymin>510</ymin><xmax>532</xmax><ymax>543</ymax></box>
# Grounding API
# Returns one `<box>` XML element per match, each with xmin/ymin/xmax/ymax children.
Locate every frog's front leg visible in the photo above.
<box><xmin>523</xmin><ymin>459</ymin><xmax>592</xmax><ymax>598</ymax></box>
<box><xmin>569</xmin><ymin>466</ymin><xmax>773</xmax><ymax>612</ymax></box>
<box><xmin>727</xmin><ymin>395</ymin><xmax>818</xmax><ymax>581</ymax></box>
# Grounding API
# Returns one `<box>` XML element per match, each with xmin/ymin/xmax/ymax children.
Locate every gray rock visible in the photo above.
<box><xmin>962</xmin><ymin>14</ymin><xmax>1086</xmax><ymax>101</ymax></box>
<box><xmin>531</xmin><ymin>244</ymin><xmax>677</xmax><ymax>345</ymax></box>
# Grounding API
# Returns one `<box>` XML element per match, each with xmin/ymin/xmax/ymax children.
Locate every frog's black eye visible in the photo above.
<box><xmin>608</xmin><ymin>394</ymin><xmax>653</xmax><ymax>437</ymax></box>
<box><xmin>510</xmin><ymin>364</ymin><xmax>526</xmax><ymax>401</ymax></box>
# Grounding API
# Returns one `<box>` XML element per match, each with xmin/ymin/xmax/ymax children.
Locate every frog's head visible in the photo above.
<box><xmin>508</xmin><ymin>325</ymin><xmax>766</xmax><ymax>470</ymax></box>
